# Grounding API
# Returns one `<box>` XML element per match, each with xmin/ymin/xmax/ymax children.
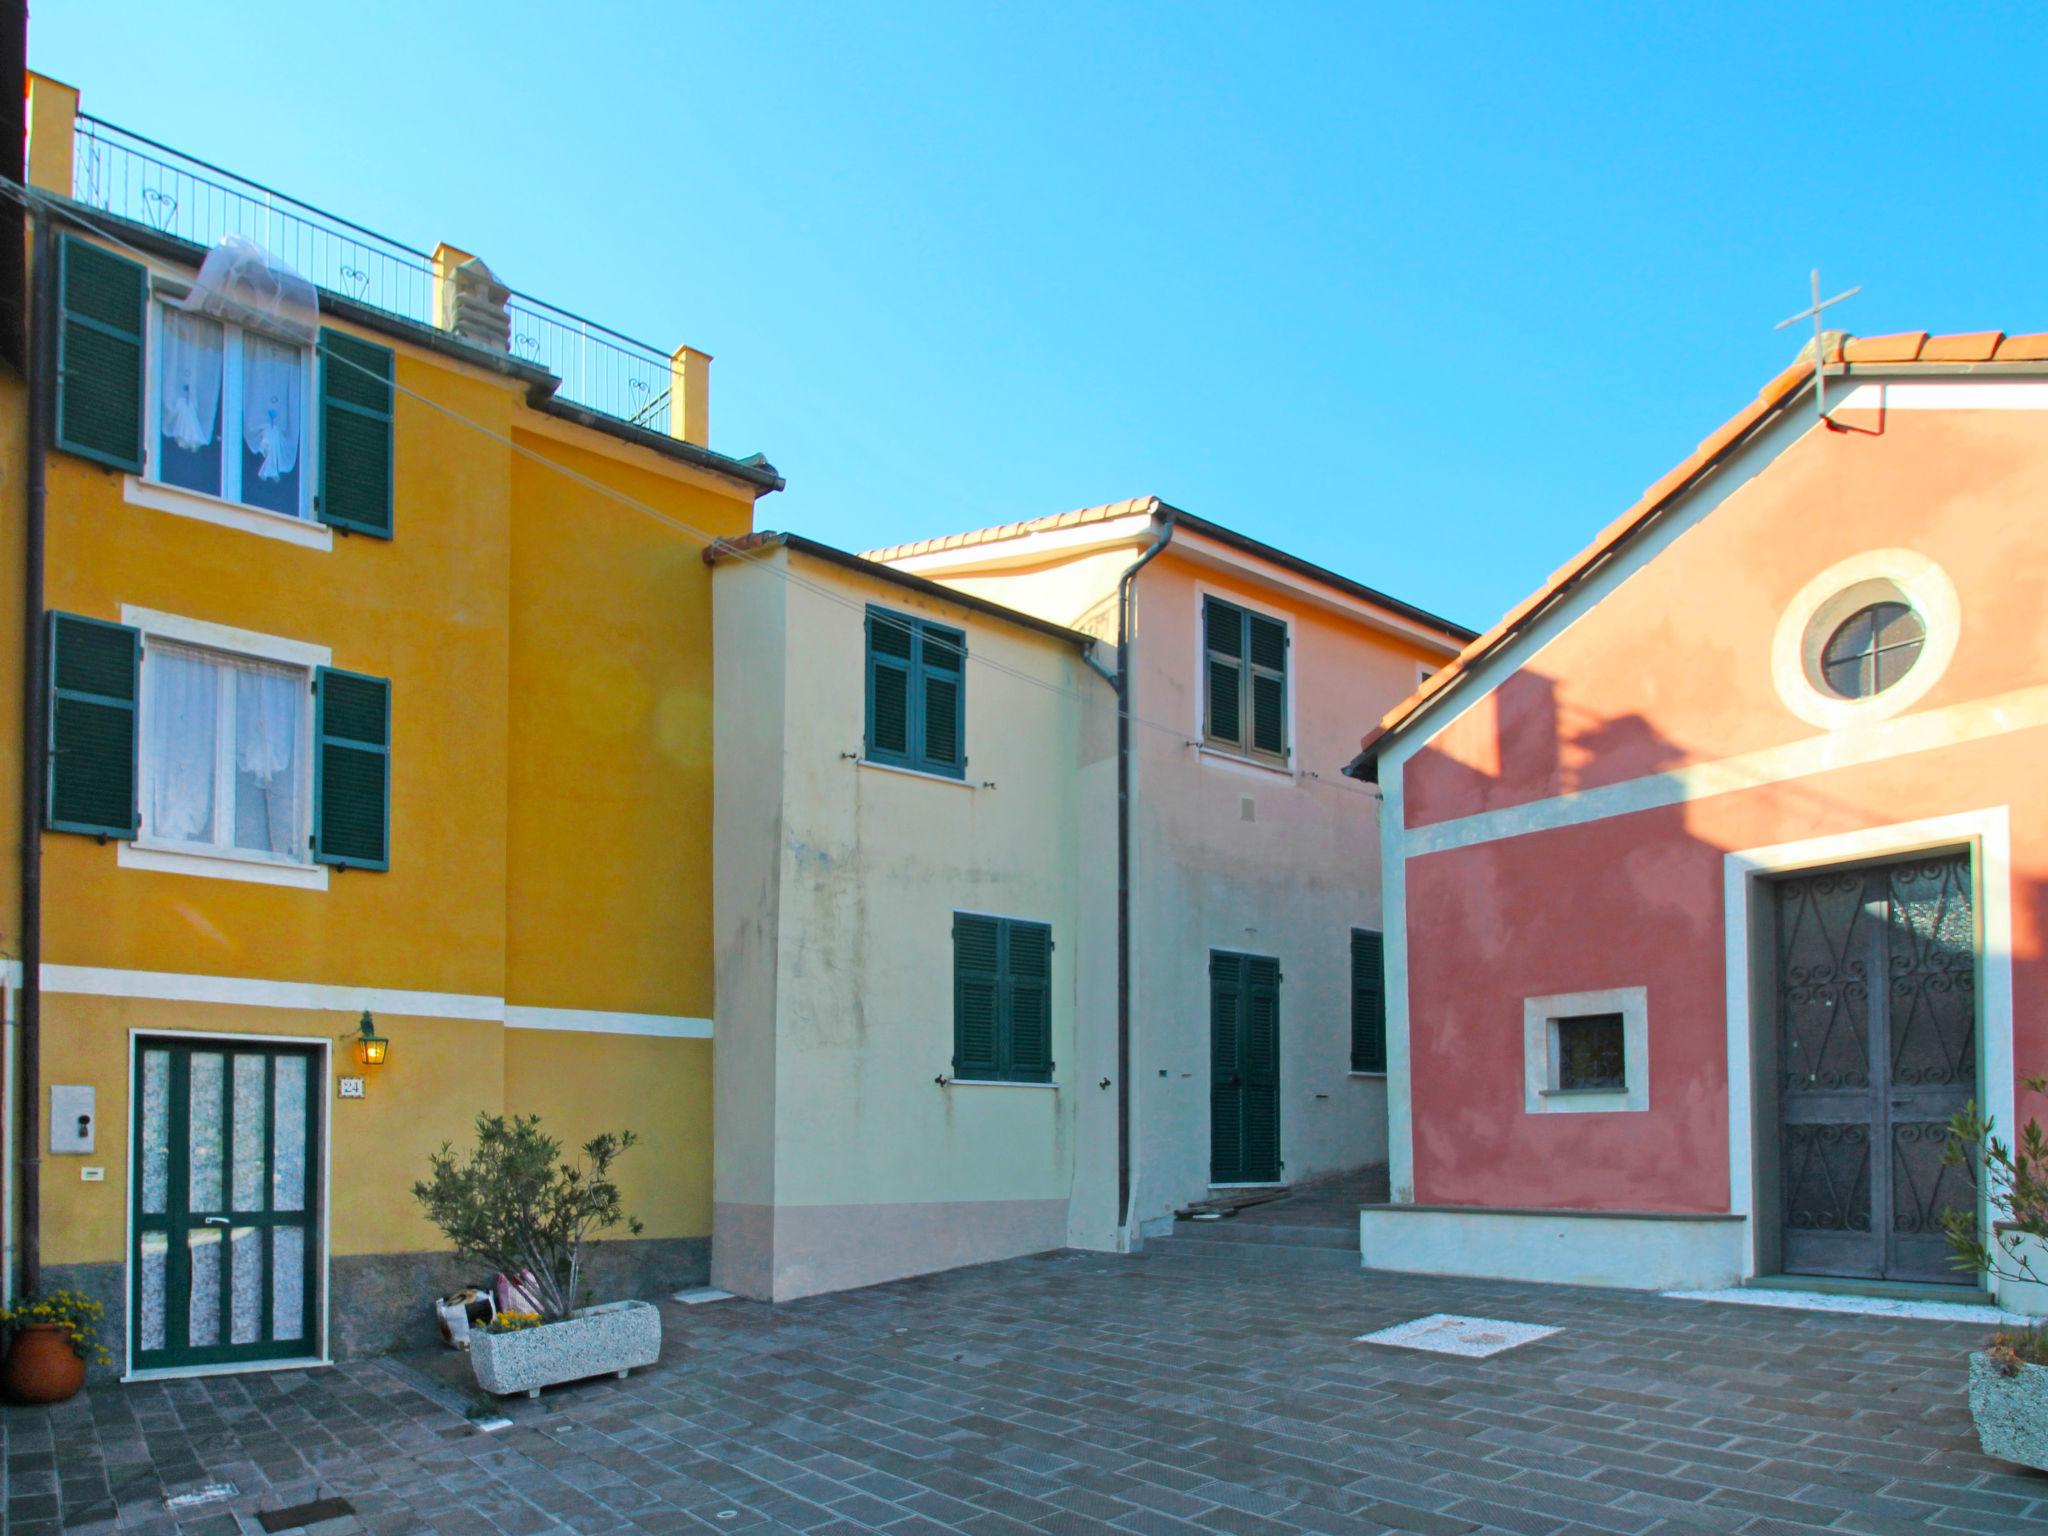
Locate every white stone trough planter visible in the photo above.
<box><xmin>1967</xmin><ymin>1351</ymin><xmax>2048</xmax><ymax>1471</ymax></box>
<box><xmin>469</xmin><ymin>1300</ymin><xmax>662</xmax><ymax>1398</ymax></box>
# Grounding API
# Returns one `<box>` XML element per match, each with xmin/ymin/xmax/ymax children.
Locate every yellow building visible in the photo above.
<box><xmin>2</xmin><ymin>75</ymin><xmax>779</xmax><ymax>1375</ymax></box>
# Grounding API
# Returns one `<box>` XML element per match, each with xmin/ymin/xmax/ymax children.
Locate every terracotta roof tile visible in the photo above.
<box><xmin>1842</xmin><ymin>331</ymin><xmax>1928</xmax><ymax>363</ymax></box>
<box><xmin>1350</xmin><ymin>327</ymin><xmax>2048</xmax><ymax>770</ymax></box>
<box><xmin>861</xmin><ymin>496</ymin><xmax>1162</xmax><ymax>564</ymax></box>
<box><xmin>1918</xmin><ymin>331</ymin><xmax>2004</xmax><ymax>363</ymax></box>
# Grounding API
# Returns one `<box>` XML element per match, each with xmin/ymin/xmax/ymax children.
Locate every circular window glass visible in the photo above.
<box><xmin>1820</xmin><ymin>601</ymin><xmax>1925</xmax><ymax>699</ymax></box>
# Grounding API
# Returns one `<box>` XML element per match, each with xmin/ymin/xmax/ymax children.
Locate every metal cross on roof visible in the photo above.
<box><xmin>1775</xmin><ymin>269</ymin><xmax>1862</xmax><ymax>425</ymax></box>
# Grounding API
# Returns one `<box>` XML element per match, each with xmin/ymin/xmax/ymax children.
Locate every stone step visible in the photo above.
<box><xmin>1169</xmin><ymin>1218</ymin><xmax>1358</xmax><ymax>1250</ymax></box>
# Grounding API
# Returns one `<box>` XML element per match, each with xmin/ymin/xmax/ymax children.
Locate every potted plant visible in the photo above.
<box><xmin>413</xmin><ymin>1113</ymin><xmax>660</xmax><ymax>1398</ymax></box>
<box><xmin>0</xmin><ymin>1289</ymin><xmax>113</xmax><ymax>1405</ymax></box>
<box><xmin>1943</xmin><ymin>1074</ymin><xmax>2048</xmax><ymax>1470</ymax></box>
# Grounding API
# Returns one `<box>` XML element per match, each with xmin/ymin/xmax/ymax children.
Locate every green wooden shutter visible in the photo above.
<box><xmin>1242</xmin><ymin>956</ymin><xmax>1282</xmax><ymax>1181</ymax></box>
<box><xmin>317</xmin><ymin>329</ymin><xmax>395</xmax><ymax>537</ymax></box>
<box><xmin>1350</xmin><ymin>929</ymin><xmax>1386</xmax><ymax>1073</ymax></box>
<box><xmin>917</xmin><ymin>622</ymin><xmax>966</xmax><ymax>778</ymax></box>
<box><xmin>1247</xmin><ymin>612</ymin><xmax>1288</xmax><ymax>758</ymax></box>
<box><xmin>54</xmin><ymin>236</ymin><xmax>146</xmax><ymax>472</ymax></box>
<box><xmin>866</xmin><ymin>607</ymin><xmax>913</xmax><ymax>765</ymax></box>
<box><xmin>1002</xmin><ymin>920</ymin><xmax>1053</xmax><ymax>1082</ymax></box>
<box><xmin>46</xmin><ymin>612</ymin><xmax>140</xmax><ymax>838</ymax></box>
<box><xmin>952</xmin><ymin>913</ymin><xmax>1001</xmax><ymax>1079</ymax></box>
<box><xmin>1203</xmin><ymin>597</ymin><xmax>1243</xmax><ymax>747</ymax></box>
<box><xmin>313</xmin><ymin>667</ymin><xmax>390</xmax><ymax>869</ymax></box>
<box><xmin>1209</xmin><ymin>952</ymin><xmax>1245</xmax><ymax>1181</ymax></box>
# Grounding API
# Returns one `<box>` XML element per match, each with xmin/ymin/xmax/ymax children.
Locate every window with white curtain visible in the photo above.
<box><xmin>140</xmin><ymin>641</ymin><xmax>308</xmax><ymax>864</ymax></box>
<box><xmin>153</xmin><ymin>302</ymin><xmax>308</xmax><ymax>519</ymax></box>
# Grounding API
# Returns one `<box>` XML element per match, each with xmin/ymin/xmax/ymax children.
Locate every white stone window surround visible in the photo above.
<box><xmin>1770</xmin><ymin>550</ymin><xmax>1959</xmax><ymax>730</ymax></box>
<box><xmin>1522</xmin><ymin>986</ymin><xmax>1649</xmax><ymax>1114</ymax></box>
<box><xmin>116</xmin><ymin>606</ymin><xmax>331</xmax><ymax>891</ymax></box>
<box><xmin>136</xmin><ymin>281</ymin><xmax>330</xmax><ymax>551</ymax></box>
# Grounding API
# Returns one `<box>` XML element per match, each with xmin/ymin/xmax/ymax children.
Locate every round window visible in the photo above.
<box><xmin>1819</xmin><ymin>600</ymin><xmax>1925</xmax><ymax>699</ymax></box>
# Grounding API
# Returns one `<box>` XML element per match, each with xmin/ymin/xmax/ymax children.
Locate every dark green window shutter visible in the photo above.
<box><xmin>317</xmin><ymin>329</ymin><xmax>395</xmax><ymax>538</ymax></box>
<box><xmin>46</xmin><ymin>612</ymin><xmax>139</xmax><ymax>838</ymax></box>
<box><xmin>866</xmin><ymin>607</ymin><xmax>913</xmax><ymax>764</ymax></box>
<box><xmin>313</xmin><ymin>666</ymin><xmax>390</xmax><ymax>869</ymax></box>
<box><xmin>865</xmin><ymin>607</ymin><xmax>967</xmax><ymax>779</ymax></box>
<box><xmin>952</xmin><ymin>913</ymin><xmax>1001</xmax><ymax>1079</ymax></box>
<box><xmin>1350</xmin><ymin>929</ymin><xmax>1386</xmax><ymax>1073</ymax></box>
<box><xmin>1209</xmin><ymin>953</ymin><xmax>1245</xmax><ymax>1180</ymax></box>
<box><xmin>1203</xmin><ymin>596</ymin><xmax>1243</xmax><ymax>747</ymax></box>
<box><xmin>1242</xmin><ymin>956</ymin><xmax>1282</xmax><ymax>1180</ymax></box>
<box><xmin>916</xmin><ymin>622</ymin><xmax>966</xmax><ymax>777</ymax></box>
<box><xmin>1002</xmin><ymin>920</ymin><xmax>1053</xmax><ymax>1083</ymax></box>
<box><xmin>54</xmin><ymin>236</ymin><xmax>146</xmax><ymax>472</ymax></box>
<box><xmin>1247</xmin><ymin>611</ymin><xmax>1288</xmax><ymax>758</ymax></box>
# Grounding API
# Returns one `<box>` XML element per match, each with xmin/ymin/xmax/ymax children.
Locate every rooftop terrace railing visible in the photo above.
<box><xmin>70</xmin><ymin>113</ymin><xmax>674</xmax><ymax>434</ymax></box>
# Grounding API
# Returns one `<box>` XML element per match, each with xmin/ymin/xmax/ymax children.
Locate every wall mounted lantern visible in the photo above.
<box><xmin>354</xmin><ymin>1011</ymin><xmax>390</xmax><ymax>1068</ymax></box>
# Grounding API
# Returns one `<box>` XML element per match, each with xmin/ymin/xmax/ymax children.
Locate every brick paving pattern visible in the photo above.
<box><xmin>4</xmin><ymin>1240</ymin><xmax>2043</xmax><ymax>1534</ymax></box>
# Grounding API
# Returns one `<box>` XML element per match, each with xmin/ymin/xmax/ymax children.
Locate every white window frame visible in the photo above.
<box><xmin>1522</xmin><ymin>986</ymin><xmax>1649</xmax><ymax>1114</ymax></box>
<box><xmin>135</xmin><ymin>290</ymin><xmax>327</xmax><ymax>548</ymax></box>
<box><xmin>117</xmin><ymin>607</ymin><xmax>331</xmax><ymax>890</ymax></box>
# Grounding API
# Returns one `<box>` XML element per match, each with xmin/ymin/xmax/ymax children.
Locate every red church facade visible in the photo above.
<box><xmin>1350</xmin><ymin>332</ymin><xmax>2048</xmax><ymax>1314</ymax></box>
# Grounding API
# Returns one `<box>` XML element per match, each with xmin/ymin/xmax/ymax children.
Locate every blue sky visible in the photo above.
<box><xmin>38</xmin><ymin>4</ymin><xmax>2045</xmax><ymax>630</ymax></box>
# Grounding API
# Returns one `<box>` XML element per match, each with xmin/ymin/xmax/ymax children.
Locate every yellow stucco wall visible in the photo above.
<box><xmin>23</xmin><ymin>231</ymin><xmax>762</xmax><ymax>1281</ymax></box>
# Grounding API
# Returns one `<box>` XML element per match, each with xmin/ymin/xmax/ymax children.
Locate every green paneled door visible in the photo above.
<box><xmin>130</xmin><ymin>1040</ymin><xmax>321</xmax><ymax>1371</ymax></box>
<box><xmin>1210</xmin><ymin>951</ymin><xmax>1282</xmax><ymax>1184</ymax></box>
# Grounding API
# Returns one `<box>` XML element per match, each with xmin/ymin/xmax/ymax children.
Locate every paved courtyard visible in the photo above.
<box><xmin>4</xmin><ymin>1239</ymin><xmax>2044</xmax><ymax>1535</ymax></box>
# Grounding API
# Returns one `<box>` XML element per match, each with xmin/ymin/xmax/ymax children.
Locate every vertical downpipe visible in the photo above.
<box><xmin>17</xmin><ymin>209</ymin><xmax>49</xmax><ymax>1299</ymax></box>
<box><xmin>1113</xmin><ymin>513</ymin><xmax>1173</xmax><ymax>1242</ymax></box>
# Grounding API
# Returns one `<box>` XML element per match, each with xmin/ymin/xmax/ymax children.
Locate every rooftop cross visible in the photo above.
<box><xmin>1775</xmin><ymin>269</ymin><xmax>1862</xmax><ymax>426</ymax></box>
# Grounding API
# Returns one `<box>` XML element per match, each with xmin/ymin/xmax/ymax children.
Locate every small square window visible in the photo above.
<box><xmin>1553</xmin><ymin>1013</ymin><xmax>1626</xmax><ymax>1090</ymax></box>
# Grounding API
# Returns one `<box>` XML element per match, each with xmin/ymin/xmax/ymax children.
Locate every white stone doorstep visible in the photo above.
<box><xmin>1662</xmin><ymin>1287</ymin><xmax>2035</xmax><ymax>1327</ymax></box>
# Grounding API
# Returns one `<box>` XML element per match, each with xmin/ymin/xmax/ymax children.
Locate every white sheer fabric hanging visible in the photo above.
<box><xmin>232</xmin><ymin>663</ymin><xmax>300</xmax><ymax>858</ymax></box>
<box><xmin>242</xmin><ymin>332</ymin><xmax>303</xmax><ymax>482</ymax></box>
<box><xmin>159</xmin><ymin>310</ymin><xmax>223</xmax><ymax>452</ymax></box>
<box><xmin>145</xmin><ymin>649</ymin><xmax>218</xmax><ymax>843</ymax></box>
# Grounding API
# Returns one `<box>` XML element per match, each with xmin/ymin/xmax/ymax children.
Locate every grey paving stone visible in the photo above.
<box><xmin>0</xmin><ymin>1247</ymin><xmax>2021</xmax><ymax>1536</ymax></box>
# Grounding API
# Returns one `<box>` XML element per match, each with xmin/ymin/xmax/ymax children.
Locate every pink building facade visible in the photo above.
<box><xmin>1350</xmin><ymin>332</ymin><xmax>2048</xmax><ymax>1313</ymax></box>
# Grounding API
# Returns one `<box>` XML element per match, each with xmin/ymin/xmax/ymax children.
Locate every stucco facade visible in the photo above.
<box><xmin>871</xmin><ymin>502</ymin><xmax>1469</xmax><ymax>1238</ymax></box>
<box><xmin>707</xmin><ymin>539</ymin><xmax>1113</xmax><ymax>1299</ymax></box>
<box><xmin>5</xmin><ymin>75</ymin><xmax>779</xmax><ymax>1374</ymax></box>
<box><xmin>1356</xmin><ymin>350</ymin><xmax>2048</xmax><ymax>1313</ymax></box>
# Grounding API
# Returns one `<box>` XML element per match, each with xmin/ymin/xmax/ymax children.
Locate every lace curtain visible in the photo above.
<box><xmin>242</xmin><ymin>331</ymin><xmax>303</xmax><ymax>482</ymax></box>
<box><xmin>159</xmin><ymin>310</ymin><xmax>224</xmax><ymax>452</ymax></box>
<box><xmin>144</xmin><ymin>648</ymin><xmax>302</xmax><ymax>859</ymax></box>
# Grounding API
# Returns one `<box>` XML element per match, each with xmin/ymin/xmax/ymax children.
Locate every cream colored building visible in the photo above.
<box><xmin>707</xmin><ymin>534</ymin><xmax>1114</xmax><ymax>1300</ymax></box>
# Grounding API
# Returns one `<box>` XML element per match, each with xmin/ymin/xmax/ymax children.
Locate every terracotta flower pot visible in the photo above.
<box><xmin>3</xmin><ymin>1323</ymin><xmax>87</xmax><ymax>1405</ymax></box>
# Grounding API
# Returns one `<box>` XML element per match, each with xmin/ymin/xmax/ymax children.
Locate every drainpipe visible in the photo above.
<box><xmin>1111</xmin><ymin>511</ymin><xmax>1174</xmax><ymax>1243</ymax></box>
<box><xmin>17</xmin><ymin>208</ymin><xmax>49</xmax><ymax>1299</ymax></box>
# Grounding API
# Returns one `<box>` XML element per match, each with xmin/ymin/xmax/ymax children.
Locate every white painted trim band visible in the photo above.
<box><xmin>503</xmin><ymin>1006</ymin><xmax>713</xmax><ymax>1039</ymax></box>
<box><xmin>1405</xmin><ymin>684</ymin><xmax>2048</xmax><ymax>858</ymax></box>
<box><xmin>21</xmin><ymin>965</ymin><xmax>714</xmax><ymax>1036</ymax></box>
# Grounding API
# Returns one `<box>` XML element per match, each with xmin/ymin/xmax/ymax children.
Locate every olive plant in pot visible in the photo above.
<box><xmin>1943</xmin><ymin>1075</ymin><xmax>2048</xmax><ymax>1470</ymax></box>
<box><xmin>413</xmin><ymin>1113</ymin><xmax>659</xmax><ymax>1398</ymax></box>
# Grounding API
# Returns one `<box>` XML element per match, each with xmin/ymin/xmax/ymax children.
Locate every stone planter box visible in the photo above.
<box><xmin>1968</xmin><ymin>1351</ymin><xmax>2048</xmax><ymax>1471</ymax></box>
<box><xmin>469</xmin><ymin>1300</ymin><xmax>662</xmax><ymax>1398</ymax></box>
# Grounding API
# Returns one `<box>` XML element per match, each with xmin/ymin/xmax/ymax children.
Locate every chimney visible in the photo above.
<box><xmin>432</xmin><ymin>242</ymin><xmax>512</xmax><ymax>351</ymax></box>
<box><xmin>26</xmin><ymin>72</ymin><xmax>78</xmax><ymax>195</ymax></box>
<box><xmin>670</xmin><ymin>346</ymin><xmax>710</xmax><ymax>447</ymax></box>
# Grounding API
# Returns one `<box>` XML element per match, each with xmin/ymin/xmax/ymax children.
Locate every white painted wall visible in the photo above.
<box><xmin>711</xmin><ymin>546</ymin><xmax>1115</xmax><ymax>1299</ymax></box>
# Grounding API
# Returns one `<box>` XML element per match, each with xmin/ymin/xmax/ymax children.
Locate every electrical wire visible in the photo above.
<box><xmin>4</xmin><ymin>175</ymin><xmax>1383</xmax><ymax>783</ymax></box>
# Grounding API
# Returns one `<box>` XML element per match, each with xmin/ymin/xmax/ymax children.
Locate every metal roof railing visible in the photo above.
<box><xmin>70</xmin><ymin>113</ymin><xmax>674</xmax><ymax>433</ymax></box>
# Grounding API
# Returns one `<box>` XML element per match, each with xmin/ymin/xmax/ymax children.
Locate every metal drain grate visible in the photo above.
<box><xmin>256</xmin><ymin>1496</ymin><xmax>356</xmax><ymax>1532</ymax></box>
